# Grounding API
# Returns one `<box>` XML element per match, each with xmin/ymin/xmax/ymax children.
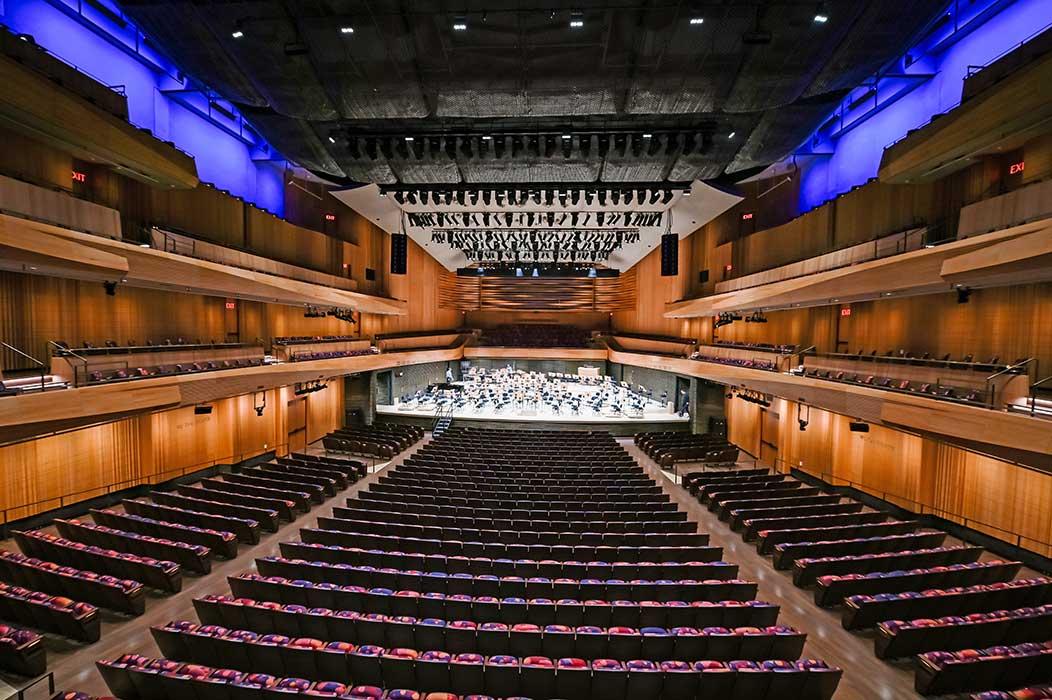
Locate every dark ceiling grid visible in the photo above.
<box><xmin>115</xmin><ymin>0</ymin><xmax>949</xmax><ymax>186</ymax></box>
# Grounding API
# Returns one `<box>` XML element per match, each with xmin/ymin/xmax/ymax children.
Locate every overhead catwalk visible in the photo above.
<box><xmin>378</xmin><ymin>367</ymin><xmax>689</xmax><ymax>425</ymax></box>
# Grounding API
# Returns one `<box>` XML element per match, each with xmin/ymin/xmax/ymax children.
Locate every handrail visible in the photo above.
<box><xmin>0</xmin><ymin>341</ymin><xmax>43</xmax><ymax>368</ymax></box>
<box><xmin>7</xmin><ymin>670</ymin><xmax>54</xmax><ymax>700</ymax></box>
<box><xmin>986</xmin><ymin>356</ymin><xmax>1033</xmax><ymax>382</ymax></box>
<box><xmin>1029</xmin><ymin>374</ymin><xmax>1052</xmax><ymax>417</ymax></box>
<box><xmin>0</xmin><ymin>341</ymin><xmax>46</xmax><ymax>393</ymax></box>
<box><xmin>47</xmin><ymin>340</ymin><xmax>89</xmax><ymax>364</ymax></box>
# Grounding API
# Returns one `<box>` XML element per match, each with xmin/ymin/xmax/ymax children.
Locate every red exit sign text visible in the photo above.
<box><xmin>1009</xmin><ymin>161</ymin><xmax>1025</xmax><ymax>175</ymax></box>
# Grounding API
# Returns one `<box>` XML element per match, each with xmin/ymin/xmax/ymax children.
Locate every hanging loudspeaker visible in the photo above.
<box><xmin>390</xmin><ymin>233</ymin><xmax>408</xmax><ymax>275</ymax></box>
<box><xmin>660</xmin><ymin>233</ymin><xmax>678</xmax><ymax>276</ymax></box>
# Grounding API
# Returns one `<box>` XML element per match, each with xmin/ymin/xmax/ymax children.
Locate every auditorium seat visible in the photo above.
<box><xmin>813</xmin><ymin>559</ymin><xmax>1022</xmax><ymax>608</ymax></box>
<box><xmin>121</xmin><ymin>499</ymin><xmax>259</xmax><ymax>546</ymax></box>
<box><xmin>54</xmin><ymin>518</ymin><xmax>212</xmax><ymax>575</ymax></box>
<box><xmin>0</xmin><ymin>580</ymin><xmax>99</xmax><ymax>642</ymax></box>
<box><xmin>14</xmin><ymin>529</ymin><xmax>182</xmax><ymax>593</ymax></box>
<box><xmin>842</xmin><ymin>578</ymin><xmax>1052</xmax><ymax>631</ymax></box>
<box><xmin>0</xmin><ymin>550</ymin><xmax>145</xmax><ymax>615</ymax></box>
<box><xmin>772</xmin><ymin>530</ymin><xmax>946</xmax><ymax>570</ymax></box>
<box><xmin>0</xmin><ymin>622</ymin><xmax>46</xmax><ymax>676</ymax></box>
<box><xmin>915</xmin><ymin>641</ymin><xmax>1052</xmax><ymax>696</ymax></box>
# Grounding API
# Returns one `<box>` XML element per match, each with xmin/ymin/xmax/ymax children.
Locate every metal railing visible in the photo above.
<box><xmin>432</xmin><ymin>402</ymin><xmax>455</xmax><ymax>432</ymax></box>
<box><xmin>781</xmin><ymin>461</ymin><xmax>1052</xmax><ymax>554</ymax></box>
<box><xmin>48</xmin><ymin>340</ymin><xmax>89</xmax><ymax>387</ymax></box>
<box><xmin>985</xmin><ymin>357</ymin><xmax>1035</xmax><ymax>409</ymax></box>
<box><xmin>1029</xmin><ymin>375</ymin><xmax>1052</xmax><ymax>417</ymax></box>
<box><xmin>5</xmin><ymin>670</ymin><xmax>54</xmax><ymax>700</ymax></box>
<box><xmin>0</xmin><ymin>341</ymin><xmax>47</xmax><ymax>393</ymax></box>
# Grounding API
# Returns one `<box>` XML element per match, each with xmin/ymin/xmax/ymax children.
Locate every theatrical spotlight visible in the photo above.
<box><xmin>745</xmin><ymin>311</ymin><xmax>768</xmax><ymax>323</ymax></box>
<box><xmin>393</xmin><ymin>191</ymin><xmax>405</xmax><ymax>205</ymax></box>
<box><xmin>661</xmin><ymin>189</ymin><xmax>674</xmax><ymax>204</ymax></box>
<box><xmin>714</xmin><ymin>312</ymin><xmax>742</xmax><ymax>329</ymax></box>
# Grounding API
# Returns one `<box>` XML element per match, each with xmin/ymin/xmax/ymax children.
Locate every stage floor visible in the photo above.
<box><xmin>376</xmin><ymin>402</ymin><xmax>690</xmax><ymax>425</ymax></box>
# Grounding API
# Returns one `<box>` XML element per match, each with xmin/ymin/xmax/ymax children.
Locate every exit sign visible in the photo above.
<box><xmin>324</xmin><ymin>213</ymin><xmax>336</xmax><ymax>221</ymax></box>
<box><xmin>841</xmin><ymin>307</ymin><xmax>852</xmax><ymax>317</ymax></box>
<box><xmin>72</xmin><ymin>170</ymin><xmax>87</xmax><ymax>183</ymax></box>
<box><xmin>1009</xmin><ymin>161</ymin><xmax>1025</xmax><ymax>175</ymax></box>
<box><xmin>741</xmin><ymin>212</ymin><xmax>754</xmax><ymax>220</ymax></box>
<box><xmin>225</xmin><ymin>301</ymin><xmax>236</xmax><ymax>310</ymax></box>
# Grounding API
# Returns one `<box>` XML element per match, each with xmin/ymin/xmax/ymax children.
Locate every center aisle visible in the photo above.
<box><xmin>620</xmin><ymin>438</ymin><xmax>919</xmax><ymax>700</ymax></box>
<box><xmin>89</xmin><ymin>427</ymin><xmax>845</xmax><ymax>699</ymax></box>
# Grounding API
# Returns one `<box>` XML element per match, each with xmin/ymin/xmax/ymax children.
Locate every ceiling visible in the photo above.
<box><xmin>119</xmin><ymin>0</ymin><xmax>947</xmax><ymax>186</ymax></box>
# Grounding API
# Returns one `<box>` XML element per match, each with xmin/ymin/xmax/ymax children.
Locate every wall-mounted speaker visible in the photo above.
<box><xmin>849</xmin><ymin>421</ymin><xmax>870</xmax><ymax>433</ymax></box>
<box><xmin>194</xmin><ymin>405</ymin><xmax>213</xmax><ymax>415</ymax></box>
<box><xmin>698</xmin><ymin>269</ymin><xmax>709</xmax><ymax>283</ymax></box>
<box><xmin>660</xmin><ymin>233</ymin><xmax>678</xmax><ymax>277</ymax></box>
<box><xmin>390</xmin><ymin>233</ymin><xmax>408</xmax><ymax>275</ymax></box>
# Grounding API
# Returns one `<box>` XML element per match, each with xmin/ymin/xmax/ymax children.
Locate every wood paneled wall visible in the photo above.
<box><xmin>0</xmin><ymin>381</ymin><xmax>343</xmax><ymax>522</ymax></box>
<box><xmin>726</xmin><ymin>396</ymin><xmax>1052</xmax><ymax>557</ymax></box>
<box><xmin>612</xmin><ymin>236</ymin><xmax>710</xmax><ymax>340</ymax></box>
<box><xmin>702</xmin><ymin>282</ymin><xmax>1052</xmax><ymax>373</ymax></box>
<box><xmin>382</xmin><ymin>237</ymin><xmax>463</xmax><ymax>334</ymax></box>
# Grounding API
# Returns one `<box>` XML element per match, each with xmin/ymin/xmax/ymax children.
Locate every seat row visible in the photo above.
<box><xmin>376</xmin><ymin>474</ymin><xmax>662</xmax><ymax>497</ymax></box>
<box><xmin>194</xmin><ymin>593</ymin><xmax>782</xmax><ymax>640</ymax></box>
<box><xmin>157</xmin><ymin>618</ymin><xmax>807</xmax><ymax>663</ymax></box>
<box><xmin>346</xmin><ymin>498</ymin><xmax>688</xmax><ymax>525</ymax></box>
<box><xmin>300</xmin><ymin>526</ymin><xmax>717</xmax><ymax>562</ymax></box>
<box><xmin>0</xmin><ymin>580</ymin><xmax>99</xmax><ymax>642</ymax></box>
<box><xmin>333</xmin><ymin>506</ymin><xmax>697</xmax><ymax>534</ymax></box>
<box><xmin>368</xmin><ymin>482</ymin><xmax>670</xmax><ymax>506</ymax></box>
<box><xmin>318</xmin><ymin>515</ymin><xmax>705</xmax><ymax>548</ymax></box>
<box><xmin>772</xmin><ymin>530</ymin><xmax>943</xmax><ymax>569</ymax></box>
<box><xmin>14</xmin><ymin>530</ymin><xmax>182</xmax><ymax>594</ymax></box>
<box><xmin>917</xmin><ymin>641</ymin><xmax>1052</xmax><ymax>696</ymax></box>
<box><xmin>253</xmin><ymin>557</ymin><xmax>743</xmax><ymax>600</ymax></box>
<box><xmin>278</xmin><ymin>540</ymin><xmax>725</xmax><ymax>578</ymax></box>
<box><xmin>55</xmin><ymin>518</ymin><xmax>212</xmax><ymax>575</ymax></box>
<box><xmin>123</xmin><ymin>499</ymin><xmax>261</xmax><ymax>545</ymax></box>
<box><xmin>209</xmin><ymin>585</ymin><xmax>778</xmax><ymax>627</ymax></box>
<box><xmin>756</xmin><ymin>516</ymin><xmax>905</xmax><ymax>553</ymax></box>
<box><xmin>98</xmin><ymin>653</ymin><xmax>842</xmax><ymax>700</ymax></box>
<box><xmin>876</xmin><ymin>603</ymin><xmax>1052</xmax><ymax>660</ymax></box>
<box><xmin>842</xmin><ymin>577</ymin><xmax>1052</xmax><ymax>631</ymax></box>
<box><xmin>0</xmin><ymin>550</ymin><xmax>145</xmax><ymax>615</ymax></box>
<box><xmin>93</xmin><ymin>508</ymin><xmax>240</xmax><ymax>559</ymax></box>
<box><xmin>230</xmin><ymin>571</ymin><xmax>758</xmax><ymax>610</ymax></box>
<box><xmin>792</xmin><ymin>545</ymin><xmax>984</xmax><ymax>587</ymax></box>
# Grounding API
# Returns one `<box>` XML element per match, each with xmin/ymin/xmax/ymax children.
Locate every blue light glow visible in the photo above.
<box><xmin>790</xmin><ymin>0</ymin><xmax>1049</xmax><ymax>213</ymax></box>
<box><xmin>0</xmin><ymin>0</ymin><xmax>286</xmax><ymax>214</ymax></box>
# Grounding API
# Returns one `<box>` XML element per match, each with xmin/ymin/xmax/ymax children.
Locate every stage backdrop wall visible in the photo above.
<box><xmin>377</xmin><ymin>361</ymin><xmax>454</xmax><ymax>405</ymax></box>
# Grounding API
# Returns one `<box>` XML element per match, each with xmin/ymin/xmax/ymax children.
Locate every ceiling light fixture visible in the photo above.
<box><xmin>569</xmin><ymin>11</ymin><xmax>584</xmax><ymax>28</ymax></box>
<box><xmin>231</xmin><ymin>30</ymin><xmax>244</xmax><ymax>39</ymax></box>
<box><xmin>642</xmin><ymin>133</ymin><xmax>652</xmax><ymax>138</ymax></box>
<box><xmin>814</xmin><ymin>4</ymin><xmax>829</xmax><ymax>23</ymax></box>
<box><xmin>340</xmin><ymin>26</ymin><xmax>354</xmax><ymax>34</ymax></box>
<box><xmin>728</xmin><ymin>131</ymin><xmax>736</xmax><ymax>139</ymax></box>
<box><xmin>689</xmin><ymin>17</ymin><xmax>704</xmax><ymax>25</ymax></box>
<box><xmin>327</xmin><ymin>136</ymin><xmax>336</xmax><ymax>143</ymax></box>
<box><xmin>561</xmin><ymin>134</ymin><xmax>572</xmax><ymax>140</ymax></box>
<box><xmin>453</xmin><ymin>22</ymin><xmax>467</xmax><ymax>30</ymax></box>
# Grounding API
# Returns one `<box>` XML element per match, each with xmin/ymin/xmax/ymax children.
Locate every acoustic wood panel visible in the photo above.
<box><xmin>441</xmin><ymin>270</ymin><xmax>636</xmax><ymax>313</ymax></box>
<box><xmin>383</xmin><ymin>237</ymin><xmax>463</xmax><ymax>334</ymax></box>
<box><xmin>763</xmin><ymin>399</ymin><xmax>1052</xmax><ymax>557</ymax></box>
<box><xmin>0</xmin><ymin>378</ymin><xmax>345</xmax><ymax>523</ymax></box>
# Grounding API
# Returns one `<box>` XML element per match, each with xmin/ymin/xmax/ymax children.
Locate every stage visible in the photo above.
<box><xmin>377</xmin><ymin>367</ymin><xmax>690</xmax><ymax>435</ymax></box>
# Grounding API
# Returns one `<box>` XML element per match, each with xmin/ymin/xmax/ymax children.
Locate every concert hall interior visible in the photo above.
<box><xmin>0</xmin><ymin>1</ymin><xmax>1051</xmax><ymax>699</ymax></box>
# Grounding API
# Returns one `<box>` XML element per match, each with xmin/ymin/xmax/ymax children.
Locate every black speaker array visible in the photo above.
<box><xmin>660</xmin><ymin>233</ymin><xmax>678</xmax><ymax>276</ymax></box>
<box><xmin>390</xmin><ymin>233</ymin><xmax>408</xmax><ymax>275</ymax></box>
